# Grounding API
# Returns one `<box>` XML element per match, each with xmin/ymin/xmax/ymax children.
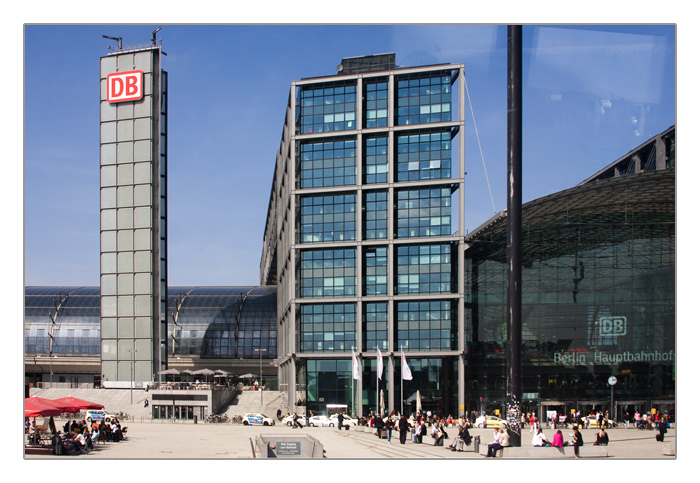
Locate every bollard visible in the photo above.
<box><xmin>473</xmin><ymin>435</ymin><xmax>480</xmax><ymax>453</ymax></box>
<box><xmin>194</xmin><ymin>415</ymin><xmax>197</xmax><ymax>424</ymax></box>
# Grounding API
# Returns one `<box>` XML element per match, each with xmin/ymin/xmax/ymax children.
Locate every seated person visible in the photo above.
<box><xmin>551</xmin><ymin>429</ymin><xmax>565</xmax><ymax>447</ymax></box>
<box><xmin>413</xmin><ymin>422</ymin><xmax>422</xmax><ymax>443</ymax></box>
<box><xmin>532</xmin><ymin>428</ymin><xmax>549</xmax><ymax>446</ymax></box>
<box><xmin>83</xmin><ymin>429</ymin><xmax>93</xmax><ymax>451</ymax></box>
<box><xmin>431</xmin><ymin>424</ymin><xmax>444</xmax><ymax>446</ymax></box>
<box><xmin>65</xmin><ymin>431</ymin><xmax>87</xmax><ymax>453</ymax></box>
<box><xmin>447</xmin><ymin>423</ymin><xmax>470</xmax><ymax>451</ymax></box>
<box><xmin>486</xmin><ymin>428</ymin><xmax>510</xmax><ymax>457</ymax></box>
<box><xmin>594</xmin><ymin>428</ymin><xmax>609</xmax><ymax>446</ymax></box>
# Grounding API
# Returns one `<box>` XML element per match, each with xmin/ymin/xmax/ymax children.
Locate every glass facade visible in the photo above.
<box><xmin>363</xmin><ymin>190</ymin><xmax>388</xmax><ymax>240</ymax></box>
<box><xmin>395</xmin><ymin>300</ymin><xmax>456</xmax><ymax>351</ymax></box>
<box><xmin>395</xmin><ymin>187</ymin><xmax>452</xmax><ymax>238</ymax></box>
<box><xmin>464</xmin><ymin>169</ymin><xmax>675</xmax><ymax>417</ymax></box>
<box><xmin>299</xmin><ymin>193</ymin><xmax>356</xmax><ymax>243</ymax></box>
<box><xmin>298</xmin><ymin>248</ymin><xmax>357</xmax><ymax>298</ymax></box>
<box><xmin>363</xmin><ymin>136</ymin><xmax>388</xmax><ymax>184</ymax></box>
<box><xmin>24</xmin><ymin>286</ymin><xmax>278</xmax><ymax>360</ymax></box>
<box><xmin>395</xmin><ymin>243</ymin><xmax>453</xmax><ymax>294</ymax></box>
<box><xmin>303</xmin><ymin>359</ymin><xmax>354</xmax><ymax>415</ymax></box>
<box><xmin>363</xmin><ymin>79</ymin><xmax>388</xmax><ymax>128</ymax></box>
<box><xmin>298</xmin><ymin>303</ymin><xmax>356</xmax><ymax>352</ymax></box>
<box><xmin>298</xmin><ymin>82</ymin><xmax>357</xmax><ymax>134</ymax></box>
<box><xmin>25</xmin><ymin>287</ymin><xmax>101</xmax><ymax>356</ymax></box>
<box><xmin>363</xmin><ymin>302</ymin><xmax>388</xmax><ymax>351</ymax></box>
<box><xmin>396</xmin><ymin>130</ymin><xmax>452</xmax><ymax>181</ymax></box>
<box><xmin>169</xmin><ymin>287</ymin><xmax>277</xmax><ymax>359</ymax></box>
<box><xmin>364</xmin><ymin>246</ymin><xmax>388</xmax><ymax>296</ymax></box>
<box><xmin>298</xmin><ymin>138</ymin><xmax>357</xmax><ymax>188</ymax></box>
<box><xmin>396</xmin><ymin>73</ymin><xmax>452</xmax><ymax>126</ymax></box>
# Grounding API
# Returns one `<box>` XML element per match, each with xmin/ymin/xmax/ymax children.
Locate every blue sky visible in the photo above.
<box><xmin>23</xmin><ymin>24</ymin><xmax>676</xmax><ymax>287</ymax></box>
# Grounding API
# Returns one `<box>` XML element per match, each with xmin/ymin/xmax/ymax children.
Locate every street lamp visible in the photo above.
<box><xmin>254</xmin><ymin>348</ymin><xmax>267</xmax><ymax>407</ymax></box>
<box><xmin>129</xmin><ymin>347</ymin><xmax>137</xmax><ymax>404</ymax></box>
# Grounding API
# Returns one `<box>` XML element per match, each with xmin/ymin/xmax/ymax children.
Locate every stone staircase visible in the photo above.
<box><xmin>222</xmin><ymin>390</ymin><xmax>289</xmax><ymax>418</ymax></box>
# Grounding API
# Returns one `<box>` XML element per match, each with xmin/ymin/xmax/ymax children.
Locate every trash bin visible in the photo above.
<box><xmin>194</xmin><ymin>415</ymin><xmax>198</xmax><ymax>424</ymax></box>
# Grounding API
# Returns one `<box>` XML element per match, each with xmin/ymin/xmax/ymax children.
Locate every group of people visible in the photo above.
<box><xmin>486</xmin><ymin>424</ymin><xmax>590</xmax><ymax>457</ymax></box>
<box><xmin>55</xmin><ymin>418</ymin><xmax>125</xmax><ymax>454</ymax></box>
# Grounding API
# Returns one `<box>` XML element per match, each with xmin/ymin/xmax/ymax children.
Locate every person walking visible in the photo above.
<box><xmin>338</xmin><ymin>412</ymin><xmax>344</xmax><ymax>431</ymax></box>
<box><xmin>385</xmin><ymin>416</ymin><xmax>394</xmax><ymax>444</ymax></box>
<box><xmin>398</xmin><ymin>414</ymin><xmax>409</xmax><ymax>444</ymax></box>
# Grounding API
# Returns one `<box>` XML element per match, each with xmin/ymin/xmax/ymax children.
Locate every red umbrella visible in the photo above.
<box><xmin>52</xmin><ymin>396</ymin><xmax>104</xmax><ymax>411</ymax></box>
<box><xmin>27</xmin><ymin>396</ymin><xmax>78</xmax><ymax>413</ymax></box>
<box><xmin>25</xmin><ymin>398</ymin><xmax>63</xmax><ymax>418</ymax></box>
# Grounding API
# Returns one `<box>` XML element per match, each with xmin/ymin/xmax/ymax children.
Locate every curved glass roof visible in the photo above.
<box><xmin>25</xmin><ymin>286</ymin><xmax>277</xmax><ymax>359</ymax></box>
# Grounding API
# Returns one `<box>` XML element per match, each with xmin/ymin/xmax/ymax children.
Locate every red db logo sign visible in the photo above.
<box><xmin>107</xmin><ymin>70</ymin><xmax>143</xmax><ymax>103</ymax></box>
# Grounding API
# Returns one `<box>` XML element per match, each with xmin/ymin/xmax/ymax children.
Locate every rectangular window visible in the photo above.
<box><xmin>396</xmin><ymin>243</ymin><xmax>453</xmax><ymax>294</ymax></box>
<box><xmin>396</xmin><ymin>130</ymin><xmax>452</xmax><ymax>181</ymax></box>
<box><xmin>395</xmin><ymin>187</ymin><xmax>452</xmax><ymax>238</ymax></box>
<box><xmin>299</xmin><ymin>82</ymin><xmax>357</xmax><ymax>134</ymax></box>
<box><xmin>299</xmin><ymin>193</ymin><xmax>356</xmax><ymax>243</ymax></box>
<box><xmin>395</xmin><ymin>300</ymin><xmax>455</xmax><ymax>351</ymax></box>
<box><xmin>299</xmin><ymin>138</ymin><xmax>356</xmax><ymax>188</ymax></box>
<box><xmin>364</xmin><ymin>136</ymin><xmax>388</xmax><ymax>184</ymax></box>
<box><xmin>363</xmin><ymin>190</ymin><xmax>388</xmax><ymax>240</ymax></box>
<box><xmin>364</xmin><ymin>79</ymin><xmax>388</xmax><ymax>128</ymax></box>
<box><xmin>363</xmin><ymin>302</ymin><xmax>388</xmax><ymax>351</ymax></box>
<box><xmin>364</xmin><ymin>246</ymin><xmax>388</xmax><ymax>296</ymax></box>
<box><xmin>298</xmin><ymin>248</ymin><xmax>357</xmax><ymax>298</ymax></box>
<box><xmin>298</xmin><ymin>303</ymin><xmax>356</xmax><ymax>352</ymax></box>
<box><xmin>396</xmin><ymin>73</ymin><xmax>452</xmax><ymax>126</ymax></box>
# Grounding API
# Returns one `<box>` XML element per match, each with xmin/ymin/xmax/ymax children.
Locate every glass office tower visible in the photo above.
<box><xmin>99</xmin><ymin>45</ymin><xmax>168</xmax><ymax>388</ymax></box>
<box><xmin>261</xmin><ymin>54</ymin><xmax>466</xmax><ymax>416</ymax></box>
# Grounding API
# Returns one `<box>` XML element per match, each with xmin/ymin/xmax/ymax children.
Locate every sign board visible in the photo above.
<box><xmin>107</xmin><ymin>70</ymin><xmax>143</xmax><ymax>103</ymax></box>
<box><xmin>276</xmin><ymin>441</ymin><xmax>301</xmax><ymax>456</ymax></box>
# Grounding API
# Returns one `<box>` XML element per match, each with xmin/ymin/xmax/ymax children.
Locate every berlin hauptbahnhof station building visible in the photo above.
<box><xmin>24</xmin><ymin>45</ymin><xmax>676</xmax><ymax>422</ymax></box>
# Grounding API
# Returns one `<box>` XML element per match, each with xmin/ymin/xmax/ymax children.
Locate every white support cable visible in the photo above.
<box><xmin>464</xmin><ymin>74</ymin><xmax>497</xmax><ymax>215</ymax></box>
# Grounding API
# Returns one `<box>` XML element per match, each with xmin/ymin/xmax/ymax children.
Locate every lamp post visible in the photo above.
<box><xmin>129</xmin><ymin>347</ymin><xmax>137</xmax><ymax>404</ymax></box>
<box><xmin>255</xmin><ymin>348</ymin><xmax>267</xmax><ymax>407</ymax></box>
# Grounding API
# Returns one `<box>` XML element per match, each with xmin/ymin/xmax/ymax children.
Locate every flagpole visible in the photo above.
<box><xmin>400</xmin><ymin>345</ymin><xmax>404</xmax><ymax>417</ymax></box>
<box><xmin>351</xmin><ymin>347</ymin><xmax>355</xmax><ymax>417</ymax></box>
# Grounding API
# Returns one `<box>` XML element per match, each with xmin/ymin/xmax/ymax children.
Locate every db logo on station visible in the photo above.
<box><xmin>107</xmin><ymin>70</ymin><xmax>143</xmax><ymax>103</ymax></box>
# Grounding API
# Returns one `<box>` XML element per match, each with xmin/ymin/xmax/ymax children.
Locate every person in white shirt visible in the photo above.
<box><xmin>413</xmin><ymin>422</ymin><xmax>422</xmax><ymax>443</ymax></box>
<box><xmin>532</xmin><ymin>428</ymin><xmax>549</xmax><ymax>446</ymax></box>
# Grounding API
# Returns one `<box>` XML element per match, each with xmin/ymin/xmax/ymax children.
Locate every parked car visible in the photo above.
<box><xmin>242</xmin><ymin>413</ymin><xmax>275</xmax><ymax>426</ymax></box>
<box><xmin>85</xmin><ymin>410</ymin><xmax>116</xmax><ymax>424</ymax></box>
<box><xmin>329</xmin><ymin>414</ymin><xmax>358</xmax><ymax>427</ymax></box>
<box><xmin>282</xmin><ymin>415</ymin><xmax>307</xmax><ymax>427</ymax></box>
<box><xmin>475</xmin><ymin>415</ymin><xmax>505</xmax><ymax>428</ymax></box>
<box><xmin>307</xmin><ymin>415</ymin><xmax>333</xmax><ymax>427</ymax></box>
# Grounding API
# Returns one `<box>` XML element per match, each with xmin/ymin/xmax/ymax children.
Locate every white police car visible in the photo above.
<box><xmin>85</xmin><ymin>409</ymin><xmax>117</xmax><ymax>424</ymax></box>
<box><xmin>242</xmin><ymin>413</ymin><xmax>275</xmax><ymax>426</ymax></box>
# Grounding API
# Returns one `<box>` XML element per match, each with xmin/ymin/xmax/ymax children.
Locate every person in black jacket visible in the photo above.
<box><xmin>656</xmin><ymin>417</ymin><xmax>668</xmax><ymax>442</ymax></box>
<box><xmin>398</xmin><ymin>414</ymin><xmax>409</xmax><ymax>444</ymax></box>
<box><xmin>375</xmin><ymin>414</ymin><xmax>384</xmax><ymax>439</ymax></box>
<box><xmin>572</xmin><ymin>425</ymin><xmax>584</xmax><ymax>458</ymax></box>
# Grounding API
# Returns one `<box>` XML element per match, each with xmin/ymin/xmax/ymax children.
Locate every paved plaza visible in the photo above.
<box><xmin>24</xmin><ymin>420</ymin><xmax>676</xmax><ymax>460</ymax></box>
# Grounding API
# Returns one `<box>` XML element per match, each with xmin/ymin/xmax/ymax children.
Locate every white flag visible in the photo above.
<box><xmin>377</xmin><ymin>346</ymin><xmax>383</xmax><ymax>380</ymax></box>
<box><xmin>352</xmin><ymin>349</ymin><xmax>360</xmax><ymax>380</ymax></box>
<box><xmin>401</xmin><ymin>349</ymin><xmax>413</xmax><ymax>381</ymax></box>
